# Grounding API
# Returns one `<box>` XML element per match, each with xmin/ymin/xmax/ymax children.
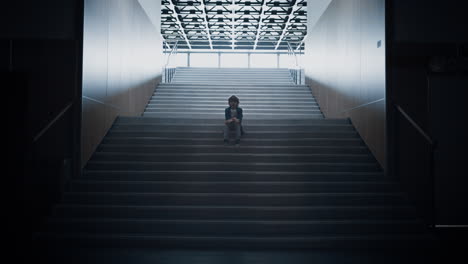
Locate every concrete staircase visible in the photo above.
<box><xmin>35</xmin><ymin>67</ymin><xmax>433</xmax><ymax>250</ymax></box>
<box><xmin>171</xmin><ymin>67</ymin><xmax>294</xmax><ymax>85</ymax></box>
<box><xmin>145</xmin><ymin>68</ymin><xmax>319</xmax><ymax>119</ymax></box>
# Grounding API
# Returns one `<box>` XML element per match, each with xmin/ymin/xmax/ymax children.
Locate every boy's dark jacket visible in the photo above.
<box><xmin>225</xmin><ymin>107</ymin><xmax>243</xmax><ymax>121</ymax></box>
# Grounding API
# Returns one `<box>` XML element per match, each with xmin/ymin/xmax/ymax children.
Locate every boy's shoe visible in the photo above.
<box><xmin>224</xmin><ymin>139</ymin><xmax>229</xmax><ymax>145</ymax></box>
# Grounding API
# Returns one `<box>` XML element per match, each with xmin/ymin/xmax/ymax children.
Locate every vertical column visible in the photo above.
<box><xmin>277</xmin><ymin>53</ymin><xmax>280</xmax><ymax>68</ymax></box>
<box><xmin>187</xmin><ymin>52</ymin><xmax>191</xmax><ymax>67</ymax></box>
<box><xmin>218</xmin><ymin>52</ymin><xmax>221</xmax><ymax>68</ymax></box>
<box><xmin>248</xmin><ymin>52</ymin><xmax>251</xmax><ymax>68</ymax></box>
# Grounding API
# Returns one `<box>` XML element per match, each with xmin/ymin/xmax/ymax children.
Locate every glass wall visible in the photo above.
<box><xmin>167</xmin><ymin>53</ymin><xmax>187</xmax><ymax>68</ymax></box>
<box><xmin>190</xmin><ymin>53</ymin><xmax>218</xmax><ymax>67</ymax></box>
<box><xmin>164</xmin><ymin>52</ymin><xmax>302</xmax><ymax>68</ymax></box>
<box><xmin>221</xmin><ymin>53</ymin><xmax>248</xmax><ymax>68</ymax></box>
<box><xmin>250</xmin><ymin>53</ymin><xmax>278</xmax><ymax>68</ymax></box>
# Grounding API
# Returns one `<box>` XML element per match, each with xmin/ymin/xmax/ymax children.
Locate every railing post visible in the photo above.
<box><xmin>163</xmin><ymin>40</ymin><xmax>179</xmax><ymax>83</ymax></box>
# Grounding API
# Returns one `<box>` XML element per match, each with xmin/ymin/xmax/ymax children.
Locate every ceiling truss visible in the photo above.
<box><xmin>162</xmin><ymin>0</ymin><xmax>307</xmax><ymax>51</ymax></box>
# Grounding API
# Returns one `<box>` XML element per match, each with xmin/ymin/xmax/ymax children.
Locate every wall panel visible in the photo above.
<box><xmin>304</xmin><ymin>0</ymin><xmax>386</xmax><ymax>167</ymax></box>
<box><xmin>81</xmin><ymin>0</ymin><xmax>163</xmax><ymax>166</ymax></box>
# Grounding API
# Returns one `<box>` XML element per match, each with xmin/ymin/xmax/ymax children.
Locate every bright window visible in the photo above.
<box><xmin>221</xmin><ymin>53</ymin><xmax>248</xmax><ymax>68</ymax></box>
<box><xmin>167</xmin><ymin>53</ymin><xmax>187</xmax><ymax>67</ymax></box>
<box><xmin>250</xmin><ymin>54</ymin><xmax>278</xmax><ymax>68</ymax></box>
<box><xmin>190</xmin><ymin>53</ymin><xmax>218</xmax><ymax>67</ymax></box>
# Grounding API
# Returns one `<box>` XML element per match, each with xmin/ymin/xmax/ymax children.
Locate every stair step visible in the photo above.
<box><xmin>104</xmin><ymin>131</ymin><xmax>358</xmax><ymax>139</ymax></box>
<box><xmin>171</xmin><ymin>75</ymin><xmax>292</xmax><ymax>78</ymax></box>
<box><xmin>150</xmin><ymin>96</ymin><xmax>315</xmax><ymax>100</ymax></box>
<box><xmin>146</xmin><ymin>102</ymin><xmax>319</xmax><ymax>107</ymax></box>
<box><xmin>156</xmin><ymin>83</ymin><xmax>308</xmax><ymax>87</ymax></box>
<box><xmin>155</xmin><ymin>90</ymin><xmax>310</xmax><ymax>94</ymax></box>
<box><xmin>144</xmin><ymin>109</ymin><xmax>322</xmax><ymax>114</ymax></box>
<box><xmin>173</xmin><ymin>73</ymin><xmax>292</xmax><ymax>76</ymax></box>
<box><xmin>172</xmin><ymin>76</ymin><xmax>292</xmax><ymax>78</ymax></box>
<box><xmin>173</xmin><ymin>73</ymin><xmax>292</xmax><ymax>75</ymax></box>
<box><xmin>147</xmin><ymin>102</ymin><xmax>319</xmax><ymax>108</ymax></box>
<box><xmin>114</xmin><ymin>117</ymin><xmax>350</xmax><ymax>125</ymax></box>
<box><xmin>153</xmin><ymin>92</ymin><xmax>313</xmax><ymax>97</ymax></box>
<box><xmin>171</xmin><ymin>78</ymin><xmax>293</xmax><ymax>81</ymax></box>
<box><xmin>110</xmin><ymin>124</ymin><xmax>351</xmax><ymax>132</ymax></box>
<box><xmin>171</xmin><ymin>82</ymin><xmax>294</xmax><ymax>85</ymax></box>
<box><xmin>53</xmin><ymin>205</ymin><xmax>417</xmax><ymax>220</ymax></box>
<box><xmin>34</xmin><ymin>232</ymin><xmax>435</xmax><ymax>249</ymax></box>
<box><xmin>45</xmin><ymin>218</ymin><xmax>425</xmax><ymax>236</ymax></box>
<box><xmin>80</xmin><ymin>171</ymin><xmax>385</xmax><ymax>182</ymax></box>
<box><xmin>70</xmin><ymin>180</ymin><xmax>396</xmax><ymax>193</ymax></box>
<box><xmin>90</xmin><ymin>153</ymin><xmax>375</xmax><ymax>163</ymax></box>
<box><xmin>96</xmin><ymin>145</ymin><xmax>370</xmax><ymax>155</ymax></box>
<box><xmin>101</xmin><ymin>137</ymin><xmax>365</xmax><ymax>147</ymax></box>
<box><xmin>146</xmin><ymin>102</ymin><xmax>320</xmax><ymax>108</ymax></box>
<box><xmin>146</xmin><ymin>103</ymin><xmax>320</xmax><ymax>109</ymax></box>
<box><xmin>155</xmin><ymin>87</ymin><xmax>310</xmax><ymax>91</ymax></box>
<box><xmin>85</xmin><ymin>161</ymin><xmax>381</xmax><ymax>172</ymax></box>
<box><xmin>156</xmin><ymin>88</ymin><xmax>309</xmax><ymax>91</ymax></box>
<box><xmin>142</xmin><ymin>113</ymin><xmax>324</xmax><ymax>119</ymax></box>
<box><xmin>145</xmin><ymin>104</ymin><xmax>320</xmax><ymax>109</ymax></box>
<box><xmin>175</xmin><ymin>67</ymin><xmax>290</xmax><ymax>70</ymax></box>
<box><xmin>62</xmin><ymin>192</ymin><xmax>407</xmax><ymax>206</ymax></box>
<box><xmin>154</xmin><ymin>91</ymin><xmax>312</xmax><ymax>95</ymax></box>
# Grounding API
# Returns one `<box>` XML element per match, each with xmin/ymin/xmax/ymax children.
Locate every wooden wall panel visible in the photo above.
<box><xmin>81</xmin><ymin>0</ymin><xmax>163</xmax><ymax>166</ymax></box>
<box><xmin>304</xmin><ymin>0</ymin><xmax>386</xmax><ymax>168</ymax></box>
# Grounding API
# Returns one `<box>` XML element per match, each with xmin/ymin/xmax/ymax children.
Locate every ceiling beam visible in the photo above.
<box><xmin>231</xmin><ymin>0</ymin><xmax>236</xmax><ymax>49</ymax></box>
<box><xmin>168</xmin><ymin>0</ymin><xmax>192</xmax><ymax>50</ymax></box>
<box><xmin>253</xmin><ymin>0</ymin><xmax>269</xmax><ymax>50</ymax></box>
<box><xmin>296</xmin><ymin>35</ymin><xmax>306</xmax><ymax>51</ymax></box>
<box><xmin>275</xmin><ymin>0</ymin><xmax>300</xmax><ymax>50</ymax></box>
<box><xmin>200</xmin><ymin>0</ymin><xmax>213</xmax><ymax>49</ymax></box>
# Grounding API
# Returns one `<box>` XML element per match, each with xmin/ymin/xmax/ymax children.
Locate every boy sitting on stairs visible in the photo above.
<box><xmin>224</xmin><ymin>95</ymin><xmax>244</xmax><ymax>146</ymax></box>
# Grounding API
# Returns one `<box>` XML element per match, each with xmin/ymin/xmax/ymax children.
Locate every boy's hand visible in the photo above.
<box><xmin>233</xmin><ymin>118</ymin><xmax>240</xmax><ymax>123</ymax></box>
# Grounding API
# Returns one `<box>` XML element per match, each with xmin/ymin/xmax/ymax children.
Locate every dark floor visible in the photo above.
<box><xmin>37</xmin><ymin>248</ymin><xmax>435</xmax><ymax>264</ymax></box>
<box><xmin>31</xmin><ymin>241</ymin><xmax>468</xmax><ymax>264</ymax></box>
<box><xmin>29</xmin><ymin>229</ymin><xmax>468</xmax><ymax>264</ymax></box>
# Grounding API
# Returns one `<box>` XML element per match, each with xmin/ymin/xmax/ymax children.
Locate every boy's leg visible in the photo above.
<box><xmin>234</xmin><ymin>123</ymin><xmax>241</xmax><ymax>142</ymax></box>
<box><xmin>223</xmin><ymin>124</ymin><xmax>231</xmax><ymax>141</ymax></box>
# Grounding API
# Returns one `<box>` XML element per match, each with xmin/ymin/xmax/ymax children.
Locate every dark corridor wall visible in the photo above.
<box><xmin>305</xmin><ymin>0</ymin><xmax>468</xmax><ymax>226</ymax></box>
<box><xmin>304</xmin><ymin>0</ymin><xmax>386</xmax><ymax>168</ymax></box>
<box><xmin>387</xmin><ymin>0</ymin><xmax>468</xmax><ymax>225</ymax></box>
<box><xmin>2</xmin><ymin>0</ymin><xmax>83</xmax><ymax>256</ymax></box>
<box><xmin>81</xmin><ymin>0</ymin><xmax>163</xmax><ymax>166</ymax></box>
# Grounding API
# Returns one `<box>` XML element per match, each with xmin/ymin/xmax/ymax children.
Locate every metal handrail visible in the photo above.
<box><xmin>395</xmin><ymin>104</ymin><xmax>437</xmax><ymax>228</ymax></box>
<box><xmin>286</xmin><ymin>42</ymin><xmax>302</xmax><ymax>84</ymax></box>
<box><xmin>287</xmin><ymin>42</ymin><xmax>299</xmax><ymax>68</ymax></box>
<box><xmin>165</xmin><ymin>40</ymin><xmax>179</xmax><ymax>68</ymax></box>
<box><xmin>163</xmin><ymin>40</ymin><xmax>179</xmax><ymax>83</ymax></box>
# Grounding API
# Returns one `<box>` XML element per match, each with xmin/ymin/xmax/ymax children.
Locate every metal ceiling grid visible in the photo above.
<box><xmin>161</xmin><ymin>0</ymin><xmax>307</xmax><ymax>51</ymax></box>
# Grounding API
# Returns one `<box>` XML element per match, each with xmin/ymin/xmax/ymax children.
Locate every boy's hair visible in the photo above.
<box><xmin>228</xmin><ymin>95</ymin><xmax>240</xmax><ymax>104</ymax></box>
